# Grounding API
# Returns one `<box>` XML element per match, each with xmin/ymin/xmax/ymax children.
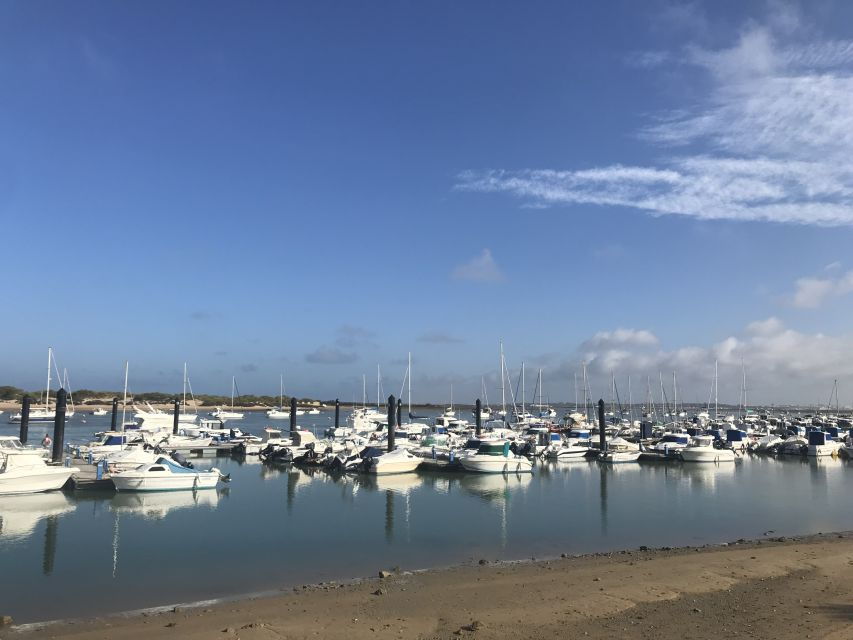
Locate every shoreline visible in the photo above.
<box><xmin>10</xmin><ymin>530</ymin><xmax>853</xmax><ymax>638</ymax></box>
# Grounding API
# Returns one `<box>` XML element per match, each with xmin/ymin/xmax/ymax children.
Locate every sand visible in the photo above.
<box><xmin>9</xmin><ymin>532</ymin><xmax>853</xmax><ymax>639</ymax></box>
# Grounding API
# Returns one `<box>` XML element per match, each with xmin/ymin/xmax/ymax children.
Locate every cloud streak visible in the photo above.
<box><xmin>458</xmin><ymin>19</ymin><xmax>853</xmax><ymax>226</ymax></box>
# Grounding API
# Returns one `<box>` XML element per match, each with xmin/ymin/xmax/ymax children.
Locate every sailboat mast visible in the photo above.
<box><xmin>714</xmin><ymin>359</ymin><xmax>719</xmax><ymax>420</ymax></box>
<box><xmin>121</xmin><ymin>361</ymin><xmax>129</xmax><ymax>432</ymax></box>
<box><xmin>574</xmin><ymin>372</ymin><xmax>578</xmax><ymax>412</ymax></box>
<box><xmin>582</xmin><ymin>361</ymin><xmax>588</xmax><ymax>421</ymax></box>
<box><xmin>376</xmin><ymin>365</ymin><xmax>381</xmax><ymax>411</ymax></box>
<box><xmin>628</xmin><ymin>375</ymin><xmax>633</xmax><ymax>427</ymax></box>
<box><xmin>362</xmin><ymin>374</ymin><xmax>367</xmax><ymax>409</ymax></box>
<box><xmin>521</xmin><ymin>362</ymin><xmax>525</xmax><ymax>417</ymax></box>
<box><xmin>500</xmin><ymin>340</ymin><xmax>506</xmax><ymax>416</ymax></box>
<box><xmin>673</xmin><ymin>371</ymin><xmax>678</xmax><ymax>422</ymax></box>
<box><xmin>45</xmin><ymin>347</ymin><xmax>52</xmax><ymax>412</ymax></box>
<box><xmin>408</xmin><ymin>352</ymin><xmax>412</xmax><ymax>417</ymax></box>
<box><xmin>183</xmin><ymin>362</ymin><xmax>187</xmax><ymax>410</ymax></box>
<box><xmin>231</xmin><ymin>376</ymin><xmax>235</xmax><ymax>411</ymax></box>
<box><xmin>280</xmin><ymin>373</ymin><xmax>284</xmax><ymax>408</ymax></box>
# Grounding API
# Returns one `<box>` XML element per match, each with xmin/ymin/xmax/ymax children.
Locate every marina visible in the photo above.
<box><xmin>2</xmin><ymin>404</ymin><xmax>853</xmax><ymax>623</ymax></box>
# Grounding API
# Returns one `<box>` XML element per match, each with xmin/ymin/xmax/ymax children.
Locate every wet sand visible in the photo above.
<box><xmin>10</xmin><ymin>532</ymin><xmax>853</xmax><ymax>639</ymax></box>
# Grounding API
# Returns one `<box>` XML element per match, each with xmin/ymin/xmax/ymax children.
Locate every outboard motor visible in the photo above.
<box><xmin>170</xmin><ymin>451</ymin><xmax>194</xmax><ymax>469</ymax></box>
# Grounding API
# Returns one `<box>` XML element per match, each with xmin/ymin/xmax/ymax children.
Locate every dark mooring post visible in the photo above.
<box><xmin>172</xmin><ymin>399</ymin><xmax>180</xmax><ymax>435</ymax></box>
<box><xmin>19</xmin><ymin>395</ymin><xmax>31</xmax><ymax>445</ymax></box>
<box><xmin>52</xmin><ymin>388</ymin><xmax>67</xmax><ymax>463</ymax></box>
<box><xmin>397</xmin><ymin>398</ymin><xmax>402</xmax><ymax>427</ymax></box>
<box><xmin>290</xmin><ymin>397</ymin><xmax>298</xmax><ymax>435</ymax></box>
<box><xmin>597</xmin><ymin>398</ymin><xmax>606</xmax><ymax>454</ymax></box>
<box><xmin>334</xmin><ymin>399</ymin><xmax>340</xmax><ymax>430</ymax></box>
<box><xmin>387</xmin><ymin>394</ymin><xmax>396</xmax><ymax>452</ymax></box>
<box><xmin>475</xmin><ymin>398</ymin><xmax>482</xmax><ymax>436</ymax></box>
<box><xmin>110</xmin><ymin>397</ymin><xmax>118</xmax><ymax>430</ymax></box>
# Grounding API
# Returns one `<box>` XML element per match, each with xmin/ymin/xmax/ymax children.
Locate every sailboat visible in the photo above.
<box><xmin>9</xmin><ymin>348</ymin><xmax>59</xmax><ymax>423</ymax></box>
<box><xmin>267</xmin><ymin>374</ymin><xmax>297</xmax><ymax>419</ymax></box>
<box><xmin>210</xmin><ymin>377</ymin><xmax>245</xmax><ymax>420</ymax></box>
<box><xmin>133</xmin><ymin>363</ymin><xmax>199</xmax><ymax>427</ymax></box>
<box><xmin>472</xmin><ymin>377</ymin><xmax>492</xmax><ymax>421</ymax></box>
<box><xmin>536</xmin><ymin>369</ymin><xmax>557</xmax><ymax>419</ymax></box>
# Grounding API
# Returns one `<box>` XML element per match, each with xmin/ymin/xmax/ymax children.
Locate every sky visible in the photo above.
<box><xmin>3</xmin><ymin>0</ymin><xmax>853</xmax><ymax>406</ymax></box>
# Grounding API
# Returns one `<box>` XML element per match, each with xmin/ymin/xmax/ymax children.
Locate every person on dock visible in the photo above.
<box><xmin>42</xmin><ymin>433</ymin><xmax>52</xmax><ymax>448</ymax></box>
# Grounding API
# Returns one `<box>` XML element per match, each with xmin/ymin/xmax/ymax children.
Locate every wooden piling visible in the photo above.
<box><xmin>19</xmin><ymin>395</ymin><xmax>30</xmax><ymax>445</ymax></box>
<box><xmin>387</xmin><ymin>394</ymin><xmax>396</xmax><ymax>452</ymax></box>
<box><xmin>52</xmin><ymin>389</ymin><xmax>67</xmax><ymax>463</ymax></box>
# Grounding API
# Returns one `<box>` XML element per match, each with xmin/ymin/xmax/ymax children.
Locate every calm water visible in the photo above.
<box><xmin>2</xmin><ymin>408</ymin><xmax>853</xmax><ymax>623</ymax></box>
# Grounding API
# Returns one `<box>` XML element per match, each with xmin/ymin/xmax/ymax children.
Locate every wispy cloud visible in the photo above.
<box><xmin>789</xmin><ymin>270</ymin><xmax>853</xmax><ymax>308</ymax></box>
<box><xmin>240</xmin><ymin>363</ymin><xmax>258</xmax><ymax>373</ymax></box>
<box><xmin>335</xmin><ymin>325</ymin><xmax>377</xmax><ymax>349</ymax></box>
<box><xmin>189</xmin><ymin>310</ymin><xmax>214</xmax><ymax>321</ymax></box>
<box><xmin>305</xmin><ymin>346</ymin><xmax>358</xmax><ymax>365</ymax></box>
<box><xmin>458</xmin><ymin>16</ymin><xmax>853</xmax><ymax>227</ymax></box>
<box><xmin>451</xmin><ymin>248</ymin><xmax>504</xmax><ymax>282</ymax></box>
<box><xmin>418</xmin><ymin>331</ymin><xmax>465</xmax><ymax>344</ymax></box>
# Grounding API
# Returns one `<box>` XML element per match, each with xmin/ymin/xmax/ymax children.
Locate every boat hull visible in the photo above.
<box><xmin>680</xmin><ymin>448</ymin><xmax>736</xmax><ymax>462</ymax></box>
<box><xmin>460</xmin><ymin>456</ymin><xmax>533</xmax><ymax>474</ymax></box>
<box><xmin>112</xmin><ymin>473</ymin><xmax>219</xmax><ymax>491</ymax></box>
<box><xmin>0</xmin><ymin>468</ymin><xmax>77</xmax><ymax>495</ymax></box>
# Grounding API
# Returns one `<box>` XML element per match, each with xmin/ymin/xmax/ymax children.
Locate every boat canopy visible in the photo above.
<box><xmin>153</xmin><ymin>457</ymin><xmax>198</xmax><ymax>474</ymax></box>
<box><xmin>476</xmin><ymin>441</ymin><xmax>510</xmax><ymax>457</ymax></box>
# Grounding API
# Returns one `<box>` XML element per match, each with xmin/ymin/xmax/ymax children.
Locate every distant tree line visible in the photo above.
<box><xmin>0</xmin><ymin>385</ymin><xmax>319</xmax><ymax>407</ymax></box>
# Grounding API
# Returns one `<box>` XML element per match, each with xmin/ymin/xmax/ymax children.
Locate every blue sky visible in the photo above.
<box><xmin>3</xmin><ymin>1</ymin><xmax>853</xmax><ymax>405</ymax></box>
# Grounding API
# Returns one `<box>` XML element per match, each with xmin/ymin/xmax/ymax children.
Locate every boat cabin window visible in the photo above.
<box><xmin>149</xmin><ymin>466</ymin><xmax>166</xmax><ymax>472</ymax></box>
<box><xmin>104</xmin><ymin>436</ymin><xmax>124</xmax><ymax>446</ymax></box>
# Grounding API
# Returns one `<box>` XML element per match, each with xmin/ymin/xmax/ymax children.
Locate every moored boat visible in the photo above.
<box><xmin>0</xmin><ymin>452</ymin><xmax>78</xmax><ymax>495</ymax></box>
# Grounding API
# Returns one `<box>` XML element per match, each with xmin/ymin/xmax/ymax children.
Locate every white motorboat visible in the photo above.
<box><xmin>0</xmin><ymin>452</ymin><xmax>78</xmax><ymax>495</ymax></box>
<box><xmin>92</xmin><ymin>408</ymin><xmax>108</xmax><ymax>416</ymax></box>
<box><xmin>266</xmin><ymin>408</ymin><xmax>295</xmax><ymax>419</ymax></box>
<box><xmin>133</xmin><ymin>403</ymin><xmax>198</xmax><ymax>428</ymax></box>
<box><xmin>306</xmin><ymin>408</ymin><xmax>320</xmax><ymax>415</ymax></box>
<box><xmin>598</xmin><ymin>450</ymin><xmax>641</xmax><ymax>463</ymax></box>
<box><xmin>154</xmin><ymin>433</ymin><xmax>214</xmax><ymax>449</ymax></box>
<box><xmin>76</xmin><ymin>431</ymin><xmax>145</xmax><ymax>458</ymax></box>
<box><xmin>679</xmin><ymin>435</ymin><xmax>736</xmax><ymax>463</ymax></box>
<box><xmin>103</xmin><ymin>445</ymin><xmax>160</xmax><ymax>473</ymax></box>
<box><xmin>240</xmin><ymin>427</ymin><xmax>284</xmax><ymax>455</ymax></box>
<box><xmin>459</xmin><ymin>440</ymin><xmax>534</xmax><ymax>474</ymax></box>
<box><xmin>806</xmin><ymin>431</ymin><xmax>842</xmax><ymax>457</ymax></box>
<box><xmin>644</xmin><ymin>432</ymin><xmax>690</xmax><ymax>457</ymax></box>
<box><xmin>363</xmin><ymin>446</ymin><xmax>421</xmax><ymax>475</ymax></box>
<box><xmin>0</xmin><ymin>435</ymin><xmax>50</xmax><ymax>459</ymax></box>
<box><xmin>545</xmin><ymin>431</ymin><xmax>590</xmax><ymax>460</ymax></box>
<box><xmin>111</xmin><ymin>456</ymin><xmax>224</xmax><ymax>491</ymax></box>
<box><xmin>778</xmin><ymin>435</ymin><xmax>808</xmax><ymax>456</ymax></box>
<box><xmin>751</xmin><ymin>433</ymin><xmax>783</xmax><ymax>452</ymax></box>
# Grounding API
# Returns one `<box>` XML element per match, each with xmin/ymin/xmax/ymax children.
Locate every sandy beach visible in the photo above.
<box><xmin>10</xmin><ymin>532</ymin><xmax>853</xmax><ymax>640</ymax></box>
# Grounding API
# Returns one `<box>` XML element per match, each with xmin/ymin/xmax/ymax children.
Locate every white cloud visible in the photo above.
<box><xmin>790</xmin><ymin>270</ymin><xmax>853</xmax><ymax>308</ymax></box>
<box><xmin>457</xmin><ymin>18</ymin><xmax>853</xmax><ymax>227</ymax></box>
<box><xmin>574</xmin><ymin>317</ymin><xmax>853</xmax><ymax>404</ymax></box>
<box><xmin>451</xmin><ymin>248</ymin><xmax>504</xmax><ymax>282</ymax></box>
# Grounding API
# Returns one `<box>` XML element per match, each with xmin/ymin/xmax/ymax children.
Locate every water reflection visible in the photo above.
<box><xmin>109</xmin><ymin>489</ymin><xmax>222</xmax><ymax>520</ymax></box>
<box><xmin>675</xmin><ymin>462</ymin><xmax>737</xmax><ymax>489</ymax></box>
<box><xmin>0</xmin><ymin>493</ymin><xmax>76</xmax><ymax>542</ymax></box>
